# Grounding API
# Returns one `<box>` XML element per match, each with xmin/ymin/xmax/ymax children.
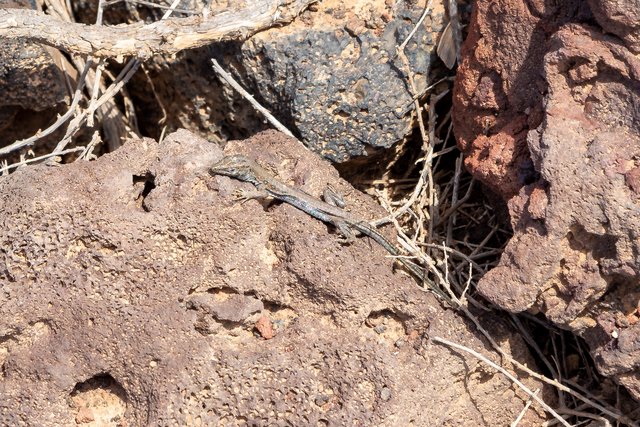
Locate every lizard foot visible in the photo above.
<box><xmin>335</xmin><ymin>221</ymin><xmax>357</xmax><ymax>245</ymax></box>
<box><xmin>232</xmin><ymin>188</ymin><xmax>263</xmax><ymax>203</ymax></box>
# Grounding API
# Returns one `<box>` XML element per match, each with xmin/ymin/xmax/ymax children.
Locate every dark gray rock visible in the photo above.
<box><xmin>222</xmin><ymin>0</ymin><xmax>447</xmax><ymax>161</ymax></box>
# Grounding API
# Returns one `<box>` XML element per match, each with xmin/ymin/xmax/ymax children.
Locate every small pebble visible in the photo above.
<box><xmin>374</xmin><ymin>325</ymin><xmax>386</xmax><ymax>334</ymax></box>
<box><xmin>314</xmin><ymin>394</ymin><xmax>330</xmax><ymax>406</ymax></box>
<box><xmin>380</xmin><ymin>387</ymin><xmax>391</xmax><ymax>401</ymax></box>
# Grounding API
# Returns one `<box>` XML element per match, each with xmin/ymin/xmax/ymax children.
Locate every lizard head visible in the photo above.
<box><xmin>210</xmin><ymin>154</ymin><xmax>259</xmax><ymax>183</ymax></box>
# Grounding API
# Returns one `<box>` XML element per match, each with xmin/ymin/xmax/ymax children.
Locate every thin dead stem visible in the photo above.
<box><xmin>511</xmin><ymin>388</ymin><xmax>540</xmax><ymax>427</ymax></box>
<box><xmin>0</xmin><ymin>59</ymin><xmax>92</xmax><ymax>156</ymax></box>
<box><xmin>1</xmin><ymin>147</ymin><xmax>85</xmax><ymax>174</ymax></box>
<box><xmin>211</xmin><ymin>58</ymin><xmax>296</xmax><ymax>138</ymax></box>
<box><xmin>1</xmin><ymin>0</ymin><xmax>312</xmax><ymax>167</ymax></box>
<box><xmin>432</xmin><ymin>336</ymin><xmax>571</xmax><ymax>427</ymax></box>
<box><xmin>364</xmin><ymin>8</ymin><xmax>639</xmax><ymax>425</ymax></box>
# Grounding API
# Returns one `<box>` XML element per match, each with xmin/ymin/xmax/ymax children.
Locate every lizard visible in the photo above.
<box><xmin>210</xmin><ymin>154</ymin><xmax>451</xmax><ymax>304</ymax></box>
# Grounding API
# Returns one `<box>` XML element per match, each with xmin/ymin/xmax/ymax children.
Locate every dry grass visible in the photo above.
<box><xmin>357</xmin><ymin>4</ymin><xmax>639</xmax><ymax>425</ymax></box>
<box><xmin>366</xmin><ymin>108</ymin><xmax>638</xmax><ymax>423</ymax></box>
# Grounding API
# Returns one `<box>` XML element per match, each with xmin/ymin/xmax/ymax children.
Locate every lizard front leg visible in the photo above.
<box><xmin>232</xmin><ymin>188</ymin><xmax>271</xmax><ymax>203</ymax></box>
<box><xmin>321</xmin><ymin>188</ymin><xmax>362</xmax><ymax>244</ymax></box>
<box><xmin>322</xmin><ymin>186</ymin><xmax>347</xmax><ymax>208</ymax></box>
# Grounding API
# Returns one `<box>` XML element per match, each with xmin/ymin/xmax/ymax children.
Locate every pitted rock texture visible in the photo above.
<box><xmin>0</xmin><ymin>129</ymin><xmax>548</xmax><ymax>425</ymax></box>
<box><xmin>453</xmin><ymin>0</ymin><xmax>639</xmax><ymax>198</ymax></box>
<box><xmin>219</xmin><ymin>0</ymin><xmax>448</xmax><ymax>161</ymax></box>
<box><xmin>588</xmin><ymin>0</ymin><xmax>640</xmax><ymax>53</ymax></box>
<box><xmin>454</xmin><ymin>0</ymin><xmax>640</xmax><ymax>401</ymax></box>
<box><xmin>479</xmin><ymin>25</ymin><xmax>640</xmax><ymax>400</ymax></box>
<box><xmin>0</xmin><ymin>0</ymin><xmax>68</xmax><ymax>148</ymax></box>
<box><xmin>131</xmin><ymin>0</ymin><xmax>450</xmax><ymax>161</ymax></box>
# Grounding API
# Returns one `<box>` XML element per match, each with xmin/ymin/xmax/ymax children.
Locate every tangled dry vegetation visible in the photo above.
<box><xmin>363</xmin><ymin>18</ymin><xmax>636</xmax><ymax>426</ymax></box>
<box><xmin>0</xmin><ymin>0</ymin><xmax>638</xmax><ymax>425</ymax></box>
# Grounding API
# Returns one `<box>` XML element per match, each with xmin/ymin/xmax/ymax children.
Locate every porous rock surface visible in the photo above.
<box><xmin>0</xmin><ymin>129</ymin><xmax>548</xmax><ymax>425</ymax></box>
<box><xmin>131</xmin><ymin>0</ymin><xmax>449</xmax><ymax>161</ymax></box>
<box><xmin>0</xmin><ymin>0</ymin><xmax>68</xmax><ymax>148</ymax></box>
<box><xmin>454</xmin><ymin>0</ymin><xmax>640</xmax><ymax>400</ymax></box>
<box><xmin>219</xmin><ymin>0</ymin><xmax>448</xmax><ymax>161</ymax></box>
<box><xmin>453</xmin><ymin>0</ymin><xmax>592</xmax><ymax>199</ymax></box>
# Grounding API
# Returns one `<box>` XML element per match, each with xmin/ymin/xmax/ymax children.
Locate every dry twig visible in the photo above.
<box><xmin>433</xmin><ymin>336</ymin><xmax>571</xmax><ymax>427</ymax></box>
<box><xmin>511</xmin><ymin>388</ymin><xmax>540</xmax><ymax>427</ymax></box>
<box><xmin>211</xmin><ymin>58</ymin><xmax>295</xmax><ymax>138</ymax></box>
<box><xmin>0</xmin><ymin>0</ymin><xmax>316</xmax><ymax>58</ymax></box>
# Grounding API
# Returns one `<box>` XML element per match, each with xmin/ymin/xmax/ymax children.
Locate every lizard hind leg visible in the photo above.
<box><xmin>334</xmin><ymin>220</ymin><xmax>357</xmax><ymax>245</ymax></box>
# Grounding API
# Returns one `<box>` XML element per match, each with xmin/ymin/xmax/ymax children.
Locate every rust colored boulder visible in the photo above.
<box><xmin>454</xmin><ymin>0</ymin><xmax>640</xmax><ymax>400</ymax></box>
<box><xmin>0</xmin><ymin>130</ymin><xmax>549</xmax><ymax>425</ymax></box>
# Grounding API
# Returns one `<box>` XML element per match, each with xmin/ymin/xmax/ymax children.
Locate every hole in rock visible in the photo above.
<box><xmin>70</xmin><ymin>374</ymin><xmax>128</xmax><ymax>426</ymax></box>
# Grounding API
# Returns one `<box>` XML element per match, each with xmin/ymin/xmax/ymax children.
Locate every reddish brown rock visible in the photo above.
<box><xmin>454</xmin><ymin>0</ymin><xmax>640</xmax><ymax>401</ymax></box>
<box><xmin>453</xmin><ymin>0</ymin><xmax>590</xmax><ymax>198</ymax></box>
<box><xmin>588</xmin><ymin>0</ymin><xmax>640</xmax><ymax>53</ymax></box>
<box><xmin>74</xmin><ymin>408</ymin><xmax>95</xmax><ymax>424</ymax></box>
<box><xmin>625</xmin><ymin>166</ymin><xmax>640</xmax><ymax>195</ymax></box>
<box><xmin>473</xmin><ymin>23</ymin><xmax>640</xmax><ymax>399</ymax></box>
<box><xmin>454</xmin><ymin>0</ymin><xmax>639</xmax><ymax>200</ymax></box>
<box><xmin>0</xmin><ymin>129</ymin><xmax>550</xmax><ymax>425</ymax></box>
<box><xmin>254</xmin><ymin>315</ymin><xmax>275</xmax><ymax>340</ymax></box>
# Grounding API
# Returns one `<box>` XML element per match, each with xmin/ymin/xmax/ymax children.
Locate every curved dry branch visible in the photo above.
<box><xmin>0</xmin><ymin>0</ymin><xmax>315</xmax><ymax>58</ymax></box>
